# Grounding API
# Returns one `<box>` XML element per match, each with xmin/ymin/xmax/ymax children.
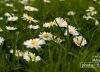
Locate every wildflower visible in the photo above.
<box><xmin>67</xmin><ymin>11</ymin><xmax>75</xmax><ymax>16</ymax></box>
<box><xmin>6</xmin><ymin>26</ymin><xmax>17</xmax><ymax>31</ymax></box>
<box><xmin>0</xmin><ymin>37</ymin><xmax>5</xmax><ymax>45</ymax></box>
<box><xmin>28</xmin><ymin>25</ymin><xmax>40</xmax><ymax>30</ymax></box>
<box><xmin>28</xmin><ymin>52</ymin><xmax>41</xmax><ymax>62</ymax></box>
<box><xmin>22</xmin><ymin>13</ymin><xmax>38</xmax><ymax>23</ymax></box>
<box><xmin>10</xmin><ymin>49</ymin><xmax>23</xmax><ymax>57</ymax></box>
<box><xmin>7</xmin><ymin>16</ymin><xmax>18</xmax><ymax>21</ymax></box>
<box><xmin>19</xmin><ymin>0</ymin><xmax>28</xmax><ymax>4</ymax></box>
<box><xmin>43</xmin><ymin>0</ymin><xmax>51</xmax><ymax>3</ymax></box>
<box><xmin>24</xmin><ymin>6</ymin><xmax>39</xmax><ymax>12</ymax></box>
<box><xmin>54</xmin><ymin>17</ymin><xmax>68</xmax><ymax>27</ymax></box>
<box><xmin>0</xmin><ymin>28</ymin><xmax>3</xmax><ymax>32</ymax></box>
<box><xmin>85</xmin><ymin>6</ymin><xmax>97</xmax><ymax>16</ymax></box>
<box><xmin>64</xmin><ymin>25</ymin><xmax>79</xmax><ymax>36</ymax></box>
<box><xmin>95</xmin><ymin>19</ymin><xmax>99</xmax><ymax>25</ymax></box>
<box><xmin>23</xmin><ymin>51</ymin><xmax>30</xmax><ymax>62</ymax></box>
<box><xmin>73</xmin><ymin>36</ymin><xmax>87</xmax><ymax>47</ymax></box>
<box><xmin>4</xmin><ymin>12</ymin><xmax>11</xmax><ymax>17</ymax></box>
<box><xmin>0</xmin><ymin>17</ymin><xmax>3</xmax><ymax>20</ymax></box>
<box><xmin>23</xmin><ymin>38</ymin><xmax>45</xmax><ymax>50</ymax></box>
<box><xmin>43</xmin><ymin>21</ymin><xmax>56</xmax><ymax>28</ymax></box>
<box><xmin>39</xmin><ymin>32</ymin><xmax>53</xmax><ymax>40</ymax></box>
<box><xmin>5</xmin><ymin>3</ymin><xmax>14</xmax><ymax>7</ymax></box>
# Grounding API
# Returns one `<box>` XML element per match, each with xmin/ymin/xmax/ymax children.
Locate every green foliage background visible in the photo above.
<box><xmin>0</xmin><ymin>0</ymin><xmax>100</xmax><ymax>72</ymax></box>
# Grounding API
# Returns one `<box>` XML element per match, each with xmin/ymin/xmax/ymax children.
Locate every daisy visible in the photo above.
<box><xmin>67</xmin><ymin>11</ymin><xmax>75</xmax><ymax>16</ymax></box>
<box><xmin>28</xmin><ymin>52</ymin><xmax>41</xmax><ymax>62</ymax></box>
<box><xmin>23</xmin><ymin>51</ymin><xmax>30</xmax><ymax>62</ymax></box>
<box><xmin>19</xmin><ymin>0</ymin><xmax>28</xmax><ymax>4</ymax></box>
<box><xmin>7</xmin><ymin>16</ymin><xmax>18</xmax><ymax>21</ymax></box>
<box><xmin>24</xmin><ymin>6</ymin><xmax>39</xmax><ymax>12</ymax></box>
<box><xmin>23</xmin><ymin>38</ymin><xmax>45</xmax><ymax>50</ymax></box>
<box><xmin>5</xmin><ymin>3</ymin><xmax>14</xmax><ymax>7</ymax></box>
<box><xmin>86</xmin><ymin>6</ymin><xmax>97</xmax><ymax>16</ymax></box>
<box><xmin>64</xmin><ymin>25</ymin><xmax>79</xmax><ymax>36</ymax></box>
<box><xmin>4</xmin><ymin>12</ymin><xmax>11</xmax><ymax>17</ymax></box>
<box><xmin>68</xmin><ymin>25</ymin><xmax>79</xmax><ymax>36</ymax></box>
<box><xmin>28</xmin><ymin>25</ymin><xmax>40</xmax><ymax>30</ymax></box>
<box><xmin>0</xmin><ymin>28</ymin><xmax>3</xmax><ymax>32</ymax></box>
<box><xmin>23</xmin><ymin>51</ymin><xmax>41</xmax><ymax>62</ymax></box>
<box><xmin>73</xmin><ymin>36</ymin><xmax>87</xmax><ymax>47</ymax></box>
<box><xmin>43</xmin><ymin>21</ymin><xmax>56</xmax><ymax>28</ymax></box>
<box><xmin>6</xmin><ymin>26</ymin><xmax>17</xmax><ymax>31</ymax></box>
<box><xmin>22</xmin><ymin>13</ymin><xmax>38</xmax><ymax>23</ymax></box>
<box><xmin>0</xmin><ymin>37</ymin><xmax>5</xmax><ymax>45</ymax></box>
<box><xmin>54</xmin><ymin>17</ymin><xmax>68</xmax><ymax>27</ymax></box>
<box><xmin>43</xmin><ymin>0</ymin><xmax>51</xmax><ymax>3</ymax></box>
<box><xmin>10</xmin><ymin>49</ymin><xmax>23</xmax><ymax>57</ymax></box>
<box><xmin>39</xmin><ymin>32</ymin><xmax>53</xmax><ymax>40</ymax></box>
<box><xmin>0</xmin><ymin>17</ymin><xmax>3</xmax><ymax>20</ymax></box>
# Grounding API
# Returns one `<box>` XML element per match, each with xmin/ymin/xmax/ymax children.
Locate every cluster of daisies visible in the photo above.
<box><xmin>1</xmin><ymin>0</ymin><xmax>100</xmax><ymax>63</ymax></box>
<box><xmin>10</xmin><ymin>49</ymin><xmax>41</xmax><ymax>62</ymax></box>
<box><xmin>83</xmin><ymin>6</ymin><xmax>99</xmax><ymax>25</ymax></box>
<box><xmin>43</xmin><ymin>17</ymin><xmax>87</xmax><ymax>47</ymax></box>
<box><xmin>0</xmin><ymin>37</ymin><xmax>5</xmax><ymax>45</ymax></box>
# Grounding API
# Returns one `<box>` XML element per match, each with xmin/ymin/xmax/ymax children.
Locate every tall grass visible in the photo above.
<box><xmin>0</xmin><ymin>0</ymin><xmax>100</xmax><ymax>72</ymax></box>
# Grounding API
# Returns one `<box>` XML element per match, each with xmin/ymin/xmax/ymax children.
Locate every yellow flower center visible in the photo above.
<box><xmin>31</xmin><ymin>40</ymin><xmax>38</xmax><ymax>45</ymax></box>
<box><xmin>30</xmin><ymin>55</ymin><xmax>36</xmax><ymax>61</ymax></box>
<box><xmin>76</xmin><ymin>39</ymin><xmax>81</xmax><ymax>45</ymax></box>
<box><xmin>49</xmin><ymin>21</ymin><xmax>54</xmax><ymax>26</ymax></box>
<box><xmin>28</xmin><ymin>16</ymin><xmax>33</xmax><ymax>20</ymax></box>
<box><xmin>43</xmin><ymin>33</ymin><xmax>49</xmax><ymax>38</ymax></box>
<box><xmin>15</xmin><ymin>51</ymin><xmax>20</xmax><ymax>56</ymax></box>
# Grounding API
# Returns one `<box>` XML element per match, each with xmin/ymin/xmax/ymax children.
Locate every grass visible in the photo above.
<box><xmin>0</xmin><ymin>0</ymin><xmax>100</xmax><ymax>72</ymax></box>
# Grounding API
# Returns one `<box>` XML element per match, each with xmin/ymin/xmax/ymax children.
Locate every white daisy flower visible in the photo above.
<box><xmin>7</xmin><ymin>16</ymin><xmax>18</xmax><ymax>21</ymax></box>
<box><xmin>67</xmin><ymin>11</ymin><xmax>75</xmax><ymax>16</ymax></box>
<box><xmin>5</xmin><ymin>3</ymin><xmax>14</xmax><ymax>7</ymax></box>
<box><xmin>24</xmin><ymin>6</ymin><xmax>39</xmax><ymax>12</ymax></box>
<box><xmin>23</xmin><ymin>51</ymin><xmax>41</xmax><ymax>62</ymax></box>
<box><xmin>28</xmin><ymin>52</ymin><xmax>41</xmax><ymax>62</ymax></box>
<box><xmin>0</xmin><ymin>17</ymin><xmax>3</xmax><ymax>20</ymax></box>
<box><xmin>28</xmin><ymin>25</ymin><xmax>40</xmax><ymax>30</ymax></box>
<box><xmin>35</xmin><ymin>56</ymin><xmax>41</xmax><ymax>62</ymax></box>
<box><xmin>64</xmin><ymin>25</ymin><xmax>79</xmax><ymax>36</ymax></box>
<box><xmin>73</xmin><ymin>36</ymin><xmax>87</xmax><ymax>47</ymax></box>
<box><xmin>43</xmin><ymin>21</ymin><xmax>56</xmax><ymax>28</ymax></box>
<box><xmin>39</xmin><ymin>32</ymin><xmax>53</xmax><ymax>40</ymax></box>
<box><xmin>23</xmin><ymin>38</ymin><xmax>45</xmax><ymax>50</ymax></box>
<box><xmin>86</xmin><ymin>6</ymin><xmax>95</xmax><ymax>12</ymax></box>
<box><xmin>0</xmin><ymin>28</ymin><xmax>3</xmax><ymax>32</ymax></box>
<box><xmin>83</xmin><ymin>15</ymin><xmax>93</xmax><ymax>20</ymax></box>
<box><xmin>4</xmin><ymin>12</ymin><xmax>11</xmax><ymax>17</ymax></box>
<box><xmin>23</xmin><ymin>51</ymin><xmax>30</xmax><ymax>62</ymax></box>
<box><xmin>22</xmin><ymin>13</ymin><xmax>38</xmax><ymax>23</ymax></box>
<box><xmin>0</xmin><ymin>37</ymin><xmax>5</xmax><ymax>45</ymax></box>
<box><xmin>54</xmin><ymin>17</ymin><xmax>68</xmax><ymax>27</ymax></box>
<box><xmin>6</xmin><ymin>26</ymin><xmax>17</xmax><ymax>31</ymax></box>
<box><xmin>10</xmin><ymin>49</ymin><xmax>23</xmax><ymax>57</ymax></box>
<box><xmin>95</xmin><ymin>19</ymin><xmax>99</xmax><ymax>25</ymax></box>
<box><xmin>43</xmin><ymin>0</ymin><xmax>51</xmax><ymax>3</ymax></box>
<box><xmin>19</xmin><ymin>0</ymin><xmax>28</xmax><ymax>4</ymax></box>
<box><xmin>86</xmin><ymin>6</ymin><xmax>97</xmax><ymax>16</ymax></box>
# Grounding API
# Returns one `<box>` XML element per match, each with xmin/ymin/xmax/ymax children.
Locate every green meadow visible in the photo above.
<box><xmin>0</xmin><ymin>0</ymin><xmax>100</xmax><ymax>72</ymax></box>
